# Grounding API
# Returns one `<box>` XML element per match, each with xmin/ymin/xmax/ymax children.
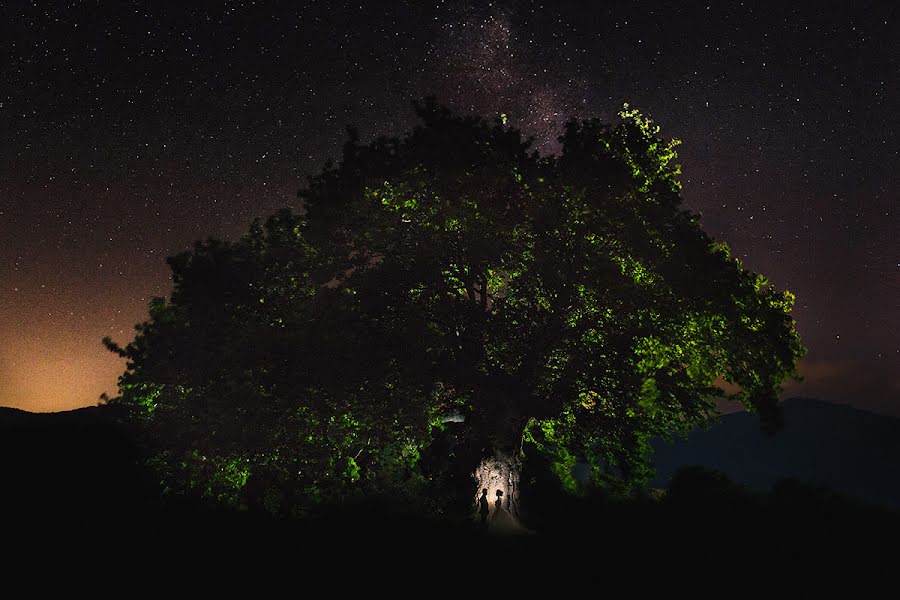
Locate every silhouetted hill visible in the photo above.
<box><xmin>0</xmin><ymin>404</ymin><xmax>148</xmax><ymax>513</ymax></box>
<box><xmin>652</xmin><ymin>397</ymin><xmax>900</xmax><ymax>507</ymax></box>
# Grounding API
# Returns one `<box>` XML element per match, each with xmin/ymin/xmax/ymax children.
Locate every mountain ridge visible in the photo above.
<box><xmin>652</xmin><ymin>396</ymin><xmax>900</xmax><ymax>507</ymax></box>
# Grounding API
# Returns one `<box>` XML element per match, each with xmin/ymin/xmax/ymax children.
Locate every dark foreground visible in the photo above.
<box><xmin>3</xmin><ymin>406</ymin><xmax>899</xmax><ymax>597</ymax></box>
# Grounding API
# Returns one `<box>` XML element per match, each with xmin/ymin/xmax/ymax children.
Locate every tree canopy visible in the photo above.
<box><xmin>105</xmin><ymin>100</ymin><xmax>804</xmax><ymax>516</ymax></box>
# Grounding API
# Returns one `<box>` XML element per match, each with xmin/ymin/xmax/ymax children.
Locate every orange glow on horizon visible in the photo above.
<box><xmin>0</xmin><ymin>271</ymin><xmax>164</xmax><ymax>413</ymax></box>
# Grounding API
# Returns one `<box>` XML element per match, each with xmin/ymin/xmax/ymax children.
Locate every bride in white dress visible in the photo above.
<box><xmin>490</xmin><ymin>490</ymin><xmax>517</xmax><ymax>531</ymax></box>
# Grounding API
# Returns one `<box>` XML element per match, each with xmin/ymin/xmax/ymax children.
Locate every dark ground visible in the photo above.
<box><xmin>2</xmin><ymin>405</ymin><xmax>899</xmax><ymax>597</ymax></box>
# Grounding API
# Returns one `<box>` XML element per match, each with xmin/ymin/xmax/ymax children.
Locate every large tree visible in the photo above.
<box><xmin>106</xmin><ymin>100</ymin><xmax>804</xmax><ymax>523</ymax></box>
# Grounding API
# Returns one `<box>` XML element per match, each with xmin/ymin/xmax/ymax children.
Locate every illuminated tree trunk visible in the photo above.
<box><xmin>473</xmin><ymin>449</ymin><xmax>522</xmax><ymax>525</ymax></box>
<box><xmin>471</xmin><ymin>419</ymin><xmax>528</xmax><ymax>533</ymax></box>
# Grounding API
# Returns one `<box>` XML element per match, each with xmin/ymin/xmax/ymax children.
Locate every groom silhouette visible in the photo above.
<box><xmin>479</xmin><ymin>489</ymin><xmax>490</xmax><ymax>527</ymax></box>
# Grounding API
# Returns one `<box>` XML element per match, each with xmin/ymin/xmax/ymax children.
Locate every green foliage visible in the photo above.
<box><xmin>107</xmin><ymin>100</ymin><xmax>804</xmax><ymax>513</ymax></box>
<box><xmin>524</xmin><ymin>412</ymin><xmax>579</xmax><ymax>494</ymax></box>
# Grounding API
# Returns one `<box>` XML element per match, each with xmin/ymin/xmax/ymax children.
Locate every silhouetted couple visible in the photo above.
<box><xmin>479</xmin><ymin>488</ymin><xmax>510</xmax><ymax>529</ymax></box>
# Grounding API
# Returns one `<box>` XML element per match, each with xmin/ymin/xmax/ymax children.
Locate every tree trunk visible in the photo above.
<box><xmin>471</xmin><ymin>426</ymin><xmax>529</xmax><ymax>533</ymax></box>
<box><xmin>468</xmin><ymin>376</ymin><xmax>533</xmax><ymax>533</ymax></box>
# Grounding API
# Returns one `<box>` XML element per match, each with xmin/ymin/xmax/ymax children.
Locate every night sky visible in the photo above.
<box><xmin>1</xmin><ymin>1</ymin><xmax>897</xmax><ymax>414</ymax></box>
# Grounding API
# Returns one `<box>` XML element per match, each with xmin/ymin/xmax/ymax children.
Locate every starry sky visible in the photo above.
<box><xmin>1</xmin><ymin>1</ymin><xmax>897</xmax><ymax>414</ymax></box>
